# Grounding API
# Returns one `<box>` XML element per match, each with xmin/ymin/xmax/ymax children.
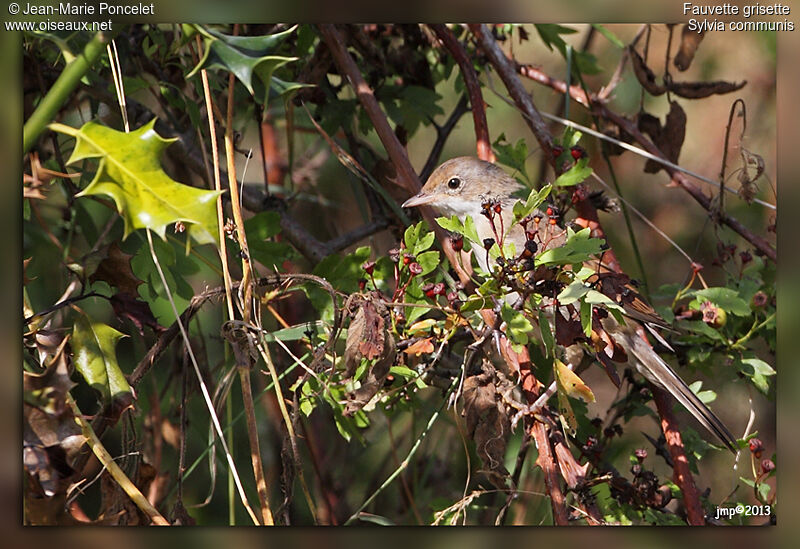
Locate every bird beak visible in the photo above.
<box><xmin>402</xmin><ymin>191</ymin><xmax>436</xmax><ymax>208</ymax></box>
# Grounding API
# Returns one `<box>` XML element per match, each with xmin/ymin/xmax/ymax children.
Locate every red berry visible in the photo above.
<box><xmin>552</xmin><ymin>145</ymin><xmax>564</xmax><ymax>157</ymax></box>
<box><xmin>570</xmin><ymin>145</ymin><xmax>586</xmax><ymax>160</ymax></box>
<box><xmin>450</xmin><ymin>233</ymin><xmax>464</xmax><ymax>252</ymax></box>
<box><xmin>546</xmin><ymin>206</ymin><xmax>553</xmax><ymax>216</ymax></box>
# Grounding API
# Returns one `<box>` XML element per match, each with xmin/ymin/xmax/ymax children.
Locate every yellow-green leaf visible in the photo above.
<box><xmin>67</xmin><ymin>120</ymin><xmax>222</xmax><ymax>245</ymax></box>
<box><xmin>555</xmin><ymin>358</ymin><xmax>595</xmax><ymax>403</ymax></box>
<box><xmin>72</xmin><ymin>315</ymin><xmax>131</xmax><ymax>405</ymax></box>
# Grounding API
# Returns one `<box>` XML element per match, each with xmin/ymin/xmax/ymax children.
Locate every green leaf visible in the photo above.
<box><xmin>381</xmin><ymin>85</ymin><xmax>443</xmax><ymax>135</ymax></box>
<box><xmin>72</xmin><ymin>315</ymin><xmax>131</xmax><ymax>405</ymax></box>
<box><xmin>534</xmin><ymin>24</ymin><xmax>602</xmax><ymax>75</ymax></box>
<box><xmin>66</xmin><ymin>120</ymin><xmax>222</xmax><ymax>245</ymax></box>
<box><xmin>554</xmin><ymin>157</ymin><xmax>592</xmax><ymax>187</ymax></box>
<box><xmin>689</xmin><ymin>287</ymin><xmax>751</xmax><ymax>317</ymax></box>
<box><xmin>435</xmin><ymin>215</ymin><xmax>463</xmax><ymax>234</ymax></box>
<box><xmin>513</xmin><ymin>184</ymin><xmax>553</xmax><ymax>222</ymax></box>
<box><xmin>416</xmin><ymin>250</ymin><xmax>440</xmax><ymax>276</ymax></box>
<box><xmin>580</xmin><ymin>299</ymin><xmax>592</xmax><ymax>337</ymax></box>
<box><xmin>557</xmin><ymin>280</ymin><xmax>590</xmax><ymax>305</ymax></box>
<box><xmin>501</xmin><ymin>304</ymin><xmax>533</xmax><ymax>347</ymax></box>
<box><xmin>591</xmin><ymin>24</ymin><xmax>625</xmax><ymax>48</ymax></box>
<box><xmin>537</xmin><ymin>227</ymin><xmax>604</xmax><ymax>266</ymax></box>
<box><xmin>493</xmin><ymin>133</ymin><xmax>529</xmax><ymax>181</ymax></box>
<box><xmin>735</xmin><ymin>356</ymin><xmax>775</xmax><ymax>394</ymax></box>
<box><xmin>414</xmin><ymin>231</ymin><xmax>436</xmax><ymax>256</ymax></box>
<box><xmin>538</xmin><ymin>310</ymin><xmax>555</xmax><ymax>358</ymax></box>
<box><xmin>188</xmin><ymin>25</ymin><xmax>301</xmax><ymax>104</ymax></box>
<box><xmin>244</xmin><ymin>211</ymin><xmax>295</xmax><ymax>267</ymax></box>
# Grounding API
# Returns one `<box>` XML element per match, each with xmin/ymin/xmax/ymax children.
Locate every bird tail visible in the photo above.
<box><xmin>625</xmin><ymin>333</ymin><xmax>739</xmax><ymax>453</ymax></box>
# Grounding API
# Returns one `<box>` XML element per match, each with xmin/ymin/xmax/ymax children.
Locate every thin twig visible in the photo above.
<box><xmin>419</xmin><ymin>94</ymin><xmax>470</xmax><ymax>183</ymax></box>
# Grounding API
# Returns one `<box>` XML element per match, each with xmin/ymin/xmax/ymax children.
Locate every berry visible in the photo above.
<box><xmin>570</xmin><ymin>145</ymin><xmax>586</xmax><ymax>160</ymax></box>
<box><xmin>483</xmin><ymin>237</ymin><xmax>495</xmax><ymax>250</ymax></box>
<box><xmin>450</xmin><ymin>233</ymin><xmax>464</xmax><ymax>252</ymax></box>
<box><xmin>551</xmin><ymin>145</ymin><xmax>564</xmax><ymax>158</ymax></box>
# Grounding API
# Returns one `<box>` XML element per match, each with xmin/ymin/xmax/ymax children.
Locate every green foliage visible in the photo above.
<box><xmin>493</xmin><ymin>133</ymin><xmax>530</xmax><ymax>182</ymax></box>
<box><xmin>243</xmin><ymin>211</ymin><xmax>295</xmax><ymax>268</ymax></box>
<box><xmin>553</xmin><ymin>157</ymin><xmax>592</xmax><ymax>187</ymax></box>
<box><xmin>188</xmin><ymin>25</ymin><xmax>307</xmax><ymax>104</ymax></box>
<box><xmin>536</xmin><ymin>226</ymin><xmax>605</xmax><ymax>266</ymax></box>
<box><xmin>535</xmin><ymin>24</ymin><xmax>602</xmax><ymax>75</ymax></box>
<box><xmin>62</xmin><ymin>119</ymin><xmax>222</xmax><ymax>245</ymax></box>
<box><xmin>71</xmin><ymin>314</ymin><xmax>131</xmax><ymax>405</ymax></box>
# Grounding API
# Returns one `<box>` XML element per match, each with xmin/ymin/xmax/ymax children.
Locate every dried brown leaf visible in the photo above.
<box><xmin>89</xmin><ymin>242</ymin><xmax>144</xmax><ymax>297</ymax></box>
<box><xmin>110</xmin><ymin>292</ymin><xmax>163</xmax><ymax>336</ymax></box>
<box><xmin>674</xmin><ymin>26</ymin><xmax>705</xmax><ymax>71</ymax></box>
<box><xmin>463</xmin><ymin>364</ymin><xmax>510</xmax><ymax>488</ymax></box>
<box><xmin>628</xmin><ymin>46</ymin><xmax>666</xmax><ymax>96</ymax></box>
<box><xmin>553</xmin><ymin>438</ymin><xmax>590</xmax><ymax>488</ymax></box>
<box><xmin>640</xmin><ymin>101</ymin><xmax>686</xmax><ymax>174</ymax></box>
<box><xmin>403</xmin><ymin>337</ymin><xmax>434</xmax><ymax>356</ymax></box>
<box><xmin>668</xmin><ymin>79</ymin><xmax>746</xmax><ymax>99</ymax></box>
<box><xmin>344</xmin><ymin>293</ymin><xmax>397</xmax><ymax>416</ymax></box>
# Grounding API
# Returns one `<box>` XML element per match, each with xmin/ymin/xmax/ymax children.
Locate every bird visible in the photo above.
<box><xmin>402</xmin><ymin>156</ymin><xmax>738</xmax><ymax>453</ymax></box>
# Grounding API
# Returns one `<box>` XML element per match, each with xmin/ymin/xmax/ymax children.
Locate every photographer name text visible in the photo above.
<box><xmin>21</xmin><ymin>2</ymin><xmax>154</xmax><ymax>15</ymax></box>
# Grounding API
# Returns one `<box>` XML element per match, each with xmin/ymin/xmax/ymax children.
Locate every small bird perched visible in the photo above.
<box><xmin>403</xmin><ymin>156</ymin><xmax>738</xmax><ymax>452</ymax></box>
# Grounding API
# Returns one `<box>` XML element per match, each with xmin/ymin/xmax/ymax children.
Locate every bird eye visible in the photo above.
<box><xmin>447</xmin><ymin>177</ymin><xmax>461</xmax><ymax>189</ymax></box>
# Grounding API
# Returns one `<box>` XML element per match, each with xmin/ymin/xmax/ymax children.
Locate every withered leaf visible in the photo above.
<box><xmin>668</xmin><ymin>79</ymin><xmax>746</xmax><ymax>99</ymax></box>
<box><xmin>24</xmin><ymin>353</ymin><xmax>85</xmax><ymax>499</ymax></box>
<box><xmin>630</xmin><ymin>44</ymin><xmax>745</xmax><ymax>99</ymax></box>
<box><xmin>674</xmin><ymin>25</ymin><xmax>705</xmax><ymax>71</ymax></box>
<box><xmin>344</xmin><ymin>293</ymin><xmax>397</xmax><ymax>416</ymax></box>
<box><xmin>89</xmin><ymin>242</ymin><xmax>144</xmax><ymax>297</ymax></box>
<box><xmin>463</xmin><ymin>364</ymin><xmax>510</xmax><ymax>488</ymax></box>
<box><xmin>555</xmin><ymin>359</ymin><xmax>595</xmax><ymax>403</ymax></box>
<box><xmin>737</xmin><ymin>147</ymin><xmax>765</xmax><ymax>203</ymax></box>
<box><xmin>628</xmin><ymin>46</ymin><xmax>666</xmax><ymax>96</ymax></box>
<box><xmin>403</xmin><ymin>337</ymin><xmax>434</xmax><ymax>356</ymax></box>
<box><xmin>110</xmin><ymin>292</ymin><xmax>163</xmax><ymax>335</ymax></box>
<box><xmin>640</xmin><ymin>101</ymin><xmax>686</xmax><ymax>174</ymax></box>
<box><xmin>555</xmin><ymin>306</ymin><xmax>585</xmax><ymax>347</ymax></box>
<box><xmin>553</xmin><ymin>437</ymin><xmax>590</xmax><ymax>488</ymax></box>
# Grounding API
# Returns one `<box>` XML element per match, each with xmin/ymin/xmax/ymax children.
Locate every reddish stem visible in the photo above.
<box><xmin>430</xmin><ymin>24</ymin><xmax>495</xmax><ymax>163</ymax></box>
<box><xmin>652</xmin><ymin>386</ymin><xmax>707</xmax><ymax>525</ymax></box>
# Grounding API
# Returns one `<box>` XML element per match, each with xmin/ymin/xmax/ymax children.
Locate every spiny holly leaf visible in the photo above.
<box><xmin>67</xmin><ymin>120</ymin><xmax>221</xmax><ymax>245</ymax></box>
<box><xmin>188</xmin><ymin>25</ymin><xmax>306</xmax><ymax>104</ymax></box>
<box><xmin>71</xmin><ymin>315</ymin><xmax>132</xmax><ymax>409</ymax></box>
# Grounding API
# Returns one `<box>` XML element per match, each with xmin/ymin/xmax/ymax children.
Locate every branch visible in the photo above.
<box><xmin>514</xmin><ymin>61</ymin><xmax>776</xmax><ymax>262</ymax></box>
<box><xmin>469</xmin><ymin>25</ymin><xmax>554</xmax><ymax>159</ymax></box>
<box><xmin>317</xmin><ymin>24</ymin><xmax>465</xmax><ymax>275</ymax></box>
<box><xmin>430</xmin><ymin>24</ymin><xmax>495</xmax><ymax>162</ymax></box>
<box><xmin>419</xmin><ymin>94</ymin><xmax>470</xmax><ymax>183</ymax></box>
<box><xmin>24</xmin><ymin>31</ymin><xmax>113</xmax><ymax>153</ymax></box>
<box><xmin>652</xmin><ymin>386</ymin><xmax>707</xmax><ymax>525</ymax></box>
